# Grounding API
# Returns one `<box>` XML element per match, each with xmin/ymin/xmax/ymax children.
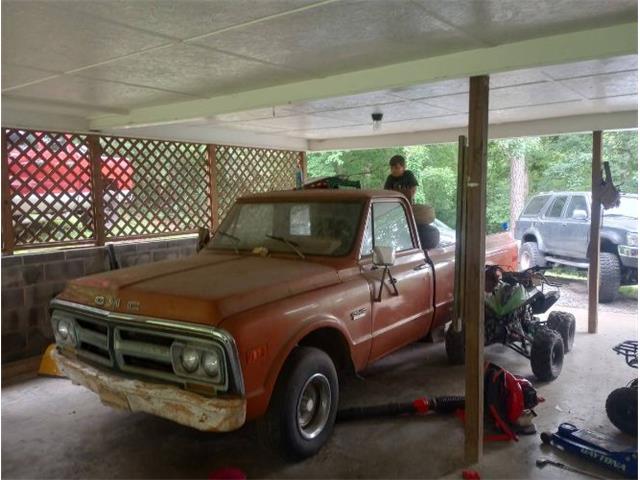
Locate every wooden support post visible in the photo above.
<box><xmin>1</xmin><ymin>129</ymin><xmax>16</xmax><ymax>254</ymax></box>
<box><xmin>453</xmin><ymin>135</ymin><xmax>468</xmax><ymax>332</ymax></box>
<box><xmin>299</xmin><ymin>151</ymin><xmax>307</xmax><ymax>185</ymax></box>
<box><xmin>208</xmin><ymin>144</ymin><xmax>219</xmax><ymax>230</ymax></box>
<box><xmin>88</xmin><ymin>135</ymin><xmax>106</xmax><ymax>246</ymax></box>
<box><xmin>588</xmin><ymin>130</ymin><xmax>603</xmax><ymax>334</ymax></box>
<box><xmin>464</xmin><ymin>75</ymin><xmax>489</xmax><ymax>464</ymax></box>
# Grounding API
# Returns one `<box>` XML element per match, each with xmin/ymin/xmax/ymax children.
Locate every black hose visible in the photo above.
<box><xmin>337</xmin><ymin>402</ymin><xmax>417</xmax><ymax>422</ymax></box>
<box><xmin>432</xmin><ymin>396</ymin><xmax>465</xmax><ymax>413</ymax></box>
<box><xmin>336</xmin><ymin>395</ymin><xmax>465</xmax><ymax>422</ymax></box>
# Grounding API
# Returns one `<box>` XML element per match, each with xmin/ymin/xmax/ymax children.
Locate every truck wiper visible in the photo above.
<box><xmin>215</xmin><ymin>230</ymin><xmax>240</xmax><ymax>254</ymax></box>
<box><xmin>265</xmin><ymin>234</ymin><xmax>305</xmax><ymax>260</ymax></box>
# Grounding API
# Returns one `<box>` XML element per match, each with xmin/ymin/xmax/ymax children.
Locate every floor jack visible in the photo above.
<box><xmin>541</xmin><ymin>423</ymin><xmax>638</xmax><ymax>478</ymax></box>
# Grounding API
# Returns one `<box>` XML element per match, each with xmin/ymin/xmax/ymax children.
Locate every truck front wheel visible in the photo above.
<box><xmin>599</xmin><ymin>252</ymin><xmax>621</xmax><ymax>303</ymax></box>
<box><xmin>258</xmin><ymin>347</ymin><xmax>338</xmax><ymax>460</ymax></box>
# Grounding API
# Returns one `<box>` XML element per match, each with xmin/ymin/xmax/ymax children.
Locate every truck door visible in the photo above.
<box><xmin>563</xmin><ymin>194</ymin><xmax>590</xmax><ymax>259</ymax></box>
<box><xmin>359</xmin><ymin>199</ymin><xmax>434</xmax><ymax>363</ymax></box>
<box><xmin>540</xmin><ymin>195</ymin><xmax>570</xmax><ymax>256</ymax></box>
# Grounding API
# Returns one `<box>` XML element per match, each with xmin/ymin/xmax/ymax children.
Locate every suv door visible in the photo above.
<box><xmin>563</xmin><ymin>194</ymin><xmax>590</xmax><ymax>259</ymax></box>
<box><xmin>540</xmin><ymin>195</ymin><xmax>570</xmax><ymax>255</ymax></box>
<box><xmin>359</xmin><ymin>199</ymin><xmax>433</xmax><ymax>362</ymax></box>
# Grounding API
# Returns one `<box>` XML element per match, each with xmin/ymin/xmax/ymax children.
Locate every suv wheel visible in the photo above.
<box><xmin>599</xmin><ymin>252</ymin><xmax>621</xmax><ymax>303</ymax></box>
<box><xmin>519</xmin><ymin>242</ymin><xmax>545</xmax><ymax>271</ymax></box>
<box><xmin>257</xmin><ymin>347</ymin><xmax>338</xmax><ymax>460</ymax></box>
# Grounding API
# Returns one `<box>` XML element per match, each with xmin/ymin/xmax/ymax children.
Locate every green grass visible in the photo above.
<box><xmin>546</xmin><ymin>266</ymin><xmax>587</xmax><ymax>281</ymax></box>
<box><xmin>619</xmin><ymin>285</ymin><xmax>638</xmax><ymax>300</ymax></box>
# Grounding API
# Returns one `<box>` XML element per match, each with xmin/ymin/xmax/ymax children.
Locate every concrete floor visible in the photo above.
<box><xmin>2</xmin><ymin>306</ymin><xmax>637</xmax><ymax>479</ymax></box>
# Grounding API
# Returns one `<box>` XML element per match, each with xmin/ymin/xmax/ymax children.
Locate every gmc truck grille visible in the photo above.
<box><xmin>50</xmin><ymin>299</ymin><xmax>244</xmax><ymax>395</ymax></box>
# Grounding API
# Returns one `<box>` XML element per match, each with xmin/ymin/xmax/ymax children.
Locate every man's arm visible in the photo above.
<box><xmin>383</xmin><ymin>175</ymin><xmax>393</xmax><ymax>190</ymax></box>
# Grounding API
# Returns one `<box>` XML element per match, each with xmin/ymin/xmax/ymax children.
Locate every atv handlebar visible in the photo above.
<box><xmin>486</xmin><ymin>264</ymin><xmax>561</xmax><ymax>288</ymax></box>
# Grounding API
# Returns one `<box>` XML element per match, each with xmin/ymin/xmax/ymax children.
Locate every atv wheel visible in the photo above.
<box><xmin>599</xmin><ymin>252</ymin><xmax>621</xmax><ymax>303</ymax></box>
<box><xmin>530</xmin><ymin>327</ymin><xmax>564</xmax><ymax>381</ymax></box>
<box><xmin>257</xmin><ymin>347</ymin><xmax>338</xmax><ymax>459</ymax></box>
<box><xmin>519</xmin><ymin>242</ymin><xmax>546</xmax><ymax>271</ymax></box>
<box><xmin>606</xmin><ymin>386</ymin><xmax>638</xmax><ymax>436</ymax></box>
<box><xmin>445</xmin><ymin>323</ymin><xmax>465</xmax><ymax>365</ymax></box>
<box><xmin>546</xmin><ymin>311</ymin><xmax>576</xmax><ymax>353</ymax></box>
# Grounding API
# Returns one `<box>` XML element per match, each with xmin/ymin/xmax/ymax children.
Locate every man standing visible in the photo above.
<box><xmin>384</xmin><ymin>154</ymin><xmax>418</xmax><ymax>203</ymax></box>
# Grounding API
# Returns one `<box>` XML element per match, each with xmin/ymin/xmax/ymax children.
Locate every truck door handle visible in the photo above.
<box><xmin>414</xmin><ymin>263</ymin><xmax>429</xmax><ymax>271</ymax></box>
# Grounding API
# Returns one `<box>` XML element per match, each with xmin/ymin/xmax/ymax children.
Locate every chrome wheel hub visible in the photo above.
<box><xmin>296</xmin><ymin>373</ymin><xmax>331</xmax><ymax>440</ymax></box>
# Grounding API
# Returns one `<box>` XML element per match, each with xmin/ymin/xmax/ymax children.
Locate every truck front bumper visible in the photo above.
<box><xmin>618</xmin><ymin>245</ymin><xmax>638</xmax><ymax>269</ymax></box>
<box><xmin>53</xmin><ymin>349</ymin><xmax>246</xmax><ymax>432</ymax></box>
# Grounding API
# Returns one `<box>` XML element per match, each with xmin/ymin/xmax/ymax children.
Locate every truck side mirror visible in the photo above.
<box><xmin>373</xmin><ymin>246</ymin><xmax>396</xmax><ymax>266</ymax></box>
<box><xmin>196</xmin><ymin>226</ymin><xmax>211</xmax><ymax>252</ymax></box>
<box><xmin>572</xmin><ymin>209</ymin><xmax>588</xmax><ymax>220</ymax></box>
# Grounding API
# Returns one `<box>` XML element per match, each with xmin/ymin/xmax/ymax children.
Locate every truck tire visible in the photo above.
<box><xmin>599</xmin><ymin>252</ymin><xmax>621</xmax><ymax>303</ymax></box>
<box><xmin>519</xmin><ymin>242</ymin><xmax>545</xmax><ymax>271</ymax></box>
<box><xmin>530</xmin><ymin>327</ymin><xmax>564</xmax><ymax>381</ymax></box>
<box><xmin>445</xmin><ymin>324</ymin><xmax>465</xmax><ymax>365</ymax></box>
<box><xmin>546</xmin><ymin>311</ymin><xmax>576</xmax><ymax>353</ymax></box>
<box><xmin>257</xmin><ymin>347</ymin><xmax>338</xmax><ymax>460</ymax></box>
<box><xmin>606</xmin><ymin>384</ymin><xmax>638</xmax><ymax>436</ymax></box>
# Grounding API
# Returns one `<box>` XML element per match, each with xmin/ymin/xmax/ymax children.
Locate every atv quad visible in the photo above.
<box><xmin>445</xmin><ymin>265</ymin><xmax>576</xmax><ymax>381</ymax></box>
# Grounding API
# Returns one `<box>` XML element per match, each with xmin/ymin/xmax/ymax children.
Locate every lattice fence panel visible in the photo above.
<box><xmin>216</xmin><ymin>146</ymin><xmax>299</xmax><ymax>222</ymax></box>
<box><xmin>99</xmin><ymin>137</ymin><xmax>211</xmax><ymax>239</ymax></box>
<box><xmin>5</xmin><ymin>129</ymin><xmax>96</xmax><ymax>246</ymax></box>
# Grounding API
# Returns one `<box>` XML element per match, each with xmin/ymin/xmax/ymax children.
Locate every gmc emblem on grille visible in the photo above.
<box><xmin>94</xmin><ymin>295</ymin><xmax>121</xmax><ymax>309</ymax></box>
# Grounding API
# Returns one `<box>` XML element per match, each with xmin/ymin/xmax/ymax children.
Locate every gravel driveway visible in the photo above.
<box><xmin>548</xmin><ymin>276</ymin><xmax>638</xmax><ymax>314</ymax></box>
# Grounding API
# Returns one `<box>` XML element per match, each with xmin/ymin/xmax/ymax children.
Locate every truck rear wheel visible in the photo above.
<box><xmin>546</xmin><ymin>311</ymin><xmax>576</xmax><ymax>353</ymax></box>
<box><xmin>257</xmin><ymin>347</ymin><xmax>338</xmax><ymax>460</ymax></box>
<box><xmin>445</xmin><ymin>324</ymin><xmax>465</xmax><ymax>365</ymax></box>
<box><xmin>519</xmin><ymin>242</ymin><xmax>546</xmax><ymax>271</ymax></box>
<box><xmin>599</xmin><ymin>252</ymin><xmax>621</xmax><ymax>303</ymax></box>
<box><xmin>530</xmin><ymin>327</ymin><xmax>564</xmax><ymax>381</ymax></box>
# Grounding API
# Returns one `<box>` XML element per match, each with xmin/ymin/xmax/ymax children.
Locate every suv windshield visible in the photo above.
<box><xmin>208</xmin><ymin>201</ymin><xmax>364</xmax><ymax>257</ymax></box>
<box><xmin>604</xmin><ymin>196</ymin><xmax>638</xmax><ymax>219</ymax></box>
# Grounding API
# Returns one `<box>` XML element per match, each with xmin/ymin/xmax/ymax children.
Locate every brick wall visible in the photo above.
<box><xmin>1</xmin><ymin>237</ymin><xmax>197</xmax><ymax>364</ymax></box>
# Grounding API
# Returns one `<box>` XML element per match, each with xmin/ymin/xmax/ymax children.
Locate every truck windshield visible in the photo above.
<box><xmin>208</xmin><ymin>201</ymin><xmax>364</xmax><ymax>257</ymax></box>
<box><xmin>604</xmin><ymin>196</ymin><xmax>638</xmax><ymax>219</ymax></box>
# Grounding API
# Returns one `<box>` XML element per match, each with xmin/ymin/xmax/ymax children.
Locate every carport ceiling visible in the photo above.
<box><xmin>1</xmin><ymin>0</ymin><xmax>638</xmax><ymax>150</ymax></box>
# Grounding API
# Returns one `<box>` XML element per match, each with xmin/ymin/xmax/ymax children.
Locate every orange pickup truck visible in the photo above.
<box><xmin>48</xmin><ymin>189</ymin><xmax>517</xmax><ymax>458</ymax></box>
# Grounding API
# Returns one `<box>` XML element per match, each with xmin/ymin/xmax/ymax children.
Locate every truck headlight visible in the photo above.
<box><xmin>52</xmin><ymin>312</ymin><xmax>78</xmax><ymax>347</ymax></box>
<box><xmin>627</xmin><ymin>232</ymin><xmax>638</xmax><ymax>247</ymax></box>
<box><xmin>202</xmin><ymin>352</ymin><xmax>221</xmax><ymax>378</ymax></box>
<box><xmin>171</xmin><ymin>342</ymin><xmax>225</xmax><ymax>385</ymax></box>
<box><xmin>181</xmin><ymin>348</ymin><xmax>200</xmax><ymax>373</ymax></box>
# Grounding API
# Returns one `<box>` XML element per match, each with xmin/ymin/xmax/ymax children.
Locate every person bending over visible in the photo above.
<box><xmin>384</xmin><ymin>154</ymin><xmax>418</xmax><ymax>203</ymax></box>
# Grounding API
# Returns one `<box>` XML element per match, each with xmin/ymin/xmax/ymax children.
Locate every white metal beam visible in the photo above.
<box><xmin>89</xmin><ymin>22</ymin><xmax>637</xmax><ymax>130</ymax></box>
<box><xmin>307</xmin><ymin>111</ymin><xmax>638</xmax><ymax>151</ymax></box>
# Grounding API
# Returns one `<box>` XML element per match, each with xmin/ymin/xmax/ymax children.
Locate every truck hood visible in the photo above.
<box><xmin>59</xmin><ymin>252</ymin><xmax>341</xmax><ymax>326</ymax></box>
<box><xmin>603</xmin><ymin>215</ymin><xmax>637</xmax><ymax>233</ymax></box>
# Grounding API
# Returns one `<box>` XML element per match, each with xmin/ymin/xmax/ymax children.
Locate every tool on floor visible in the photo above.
<box><xmin>337</xmin><ymin>395</ymin><xmax>464</xmax><ymax>421</ymax></box>
<box><xmin>337</xmin><ymin>363</ymin><xmax>543</xmax><ymax>442</ymax></box>
<box><xmin>536</xmin><ymin>458</ymin><xmax>606</xmax><ymax>479</ymax></box>
<box><xmin>541</xmin><ymin>423</ymin><xmax>638</xmax><ymax>478</ymax></box>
